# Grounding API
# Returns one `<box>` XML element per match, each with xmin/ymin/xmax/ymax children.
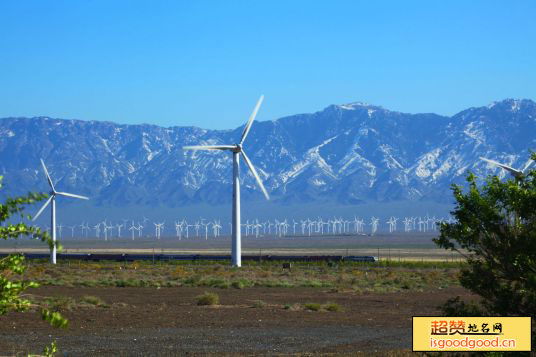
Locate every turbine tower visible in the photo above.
<box><xmin>183</xmin><ymin>95</ymin><xmax>269</xmax><ymax>267</ymax></box>
<box><xmin>32</xmin><ymin>159</ymin><xmax>89</xmax><ymax>264</ymax></box>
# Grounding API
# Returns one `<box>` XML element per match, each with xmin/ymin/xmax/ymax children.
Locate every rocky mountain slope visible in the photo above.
<box><xmin>1</xmin><ymin>98</ymin><xmax>535</xmax><ymax>207</ymax></box>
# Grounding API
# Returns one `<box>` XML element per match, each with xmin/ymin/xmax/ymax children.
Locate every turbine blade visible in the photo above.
<box><xmin>32</xmin><ymin>195</ymin><xmax>53</xmax><ymax>221</ymax></box>
<box><xmin>480</xmin><ymin>157</ymin><xmax>504</xmax><ymax>167</ymax></box>
<box><xmin>241</xmin><ymin>150</ymin><xmax>269</xmax><ymax>200</ymax></box>
<box><xmin>480</xmin><ymin>157</ymin><xmax>522</xmax><ymax>177</ymax></box>
<box><xmin>56</xmin><ymin>192</ymin><xmax>89</xmax><ymax>200</ymax></box>
<box><xmin>40</xmin><ymin>159</ymin><xmax>55</xmax><ymax>191</ymax></box>
<box><xmin>183</xmin><ymin>145</ymin><xmax>236</xmax><ymax>151</ymax></box>
<box><xmin>499</xmin><ymin>165</ymin><xmax>523</xmax><ymax>177</ymax></box>
<box><xmin>240</xmin><ymin>95</ymin><xmax>264</xmax><ymax>145</ymax></box>
<box><xmin>522</xmin><ymin>159</ymin><xmax>534</xmax><ymax>173</ymax></box>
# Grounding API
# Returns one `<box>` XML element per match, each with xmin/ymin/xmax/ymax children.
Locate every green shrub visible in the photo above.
<box><xmin>441</xmin><ymin>296</ymin><xmax>483</xmax><ymax>317</ymax></box>
<box><xmin>207</xmin><ymin>278</ymin><xmax>230</xmax><ymax>289</ymax></box>
<box><xmin>231</xmin><ymin>280</ymin><xmax>244</xmax><ymax>289</ymax></box>
<box><xmin>435</xmin><ymin>155</ymin><xmax>536</xmax><ymax>348</ymax></box>
<box><xmin>304</xmin><ymin>303</ymin><xmax>321</xmax><ymax>311</ymax></box>
<box><xmin>44</xmin><ymin>297</ymin><xmax>75</xmax><ymax>311</ymax></box>
<box><xmin>183</xmin><ymin>275</ymin><xmax>201</xmax><ymax>286</ymax></box>
<box><xmin>232</xmin><ymin>278</ymin><xmax>253</xmax><ymax>289</ymax></box>
<box><xmin>300</xmin><ymin>279</ymin><xmax>332</xmax><ymax>288</ymax></box>
<box><xmin>78</xmin><ymin>280</ymin><xmax>97</xmax><ymax>288</ymax></box>
<box><xmin>196</xmin><ymin>292</ymin><xmax>219</xmax><ymax>306</ymax></box>
<box><xmin>251</xmin><ymin>300</ymin><xmax>266</xmax><ymax>308</ymax></box>
<box><xmin>324</xmin><ymin>302</ymin><xmax>342</xmax><ymax>312</ymax></box>
<box><xmin>80</xmin><ymin>295</ymin><xmax>108</xmax><ymax>307</ymax></box>
<box><xmin>258</xmin><ymin>279</ymin><xmax>293</xmax><ymax>288</ymax></box>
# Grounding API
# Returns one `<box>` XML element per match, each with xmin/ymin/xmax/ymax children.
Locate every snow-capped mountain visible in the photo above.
<box><xmin>1</xmin><ymin>98</ymin><xmax>535</xmax><ymax>208</ymax></box>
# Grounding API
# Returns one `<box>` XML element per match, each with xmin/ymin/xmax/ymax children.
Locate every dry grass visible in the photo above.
<box><xmin>18</xmin><ymin>260</ymin><xmax>461</xmax><ymax>293</ymax></box>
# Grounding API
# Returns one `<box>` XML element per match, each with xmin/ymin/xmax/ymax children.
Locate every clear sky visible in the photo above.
<box><xmin>1</xmin><ymin>1</ymin><xmax>535</xmax><ymax>129</ymax></box>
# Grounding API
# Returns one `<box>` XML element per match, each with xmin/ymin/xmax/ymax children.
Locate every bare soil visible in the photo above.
<box><xmin>0</xmin><ymin>286</ymin><xmax>475</xmax><ymax>356</ymax></box>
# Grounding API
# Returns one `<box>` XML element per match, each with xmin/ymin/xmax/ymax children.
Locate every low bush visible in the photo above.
<box><xmin>196</xmin><ymin>292</ymin><xmax>219</xmax><ymax>306</ymax></box>
<box><xmin>251</xmin><ymin>300</ymin><xmax>266</xmax><ymax>308</ymax></box>
<box><xmin>259</xmin><ymin>279</ymin><xmax>293</xmax><ymax>288</ymax></box>
<box><xmin>231</xmin><ymin>280</ymin><xmax>244</xmax><ymax>289</ymax></box>
<box><xmin>44</xmin><ymin>297</ymin><xmax>76</xmax><ymax>311</ymax></box>
<box><xmin>202</xmin><ymin>278</ymin><xmax>230</xmax><ymax>289</ymax></box>
<box><xmin>324</xmin><ymin>302</ymin><xmax>342</xmax><ymax>312</ymax></box>
<box><xmin>304</xmin><ymin>303</ymin><xmax>322</xmax><ymax>311</ymax></box>
<box><xmin>80</xmin><ymin>295</ymin><xmax>108</xmax><ymax>307</ymax></box>
<box><xmin>440</xmin><ymin>296</ymin><xmax>483</xmax><ymax>317</ymax></box>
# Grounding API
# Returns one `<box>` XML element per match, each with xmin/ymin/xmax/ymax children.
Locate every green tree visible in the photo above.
<box><xmin>434</xmin><ymin>153</ymin><xmax>536</xmax><ymax>340</ymax></box>
<box><xmin>0</xmin><ymin>175</ymin><xmax>68</xmax><ymax>354</ymax></box>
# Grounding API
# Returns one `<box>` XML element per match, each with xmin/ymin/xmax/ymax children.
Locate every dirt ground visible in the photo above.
<box><xmin>0</xmin><ymin>286</ymin><xmax>475</xmax><ymax>356</ymax></box>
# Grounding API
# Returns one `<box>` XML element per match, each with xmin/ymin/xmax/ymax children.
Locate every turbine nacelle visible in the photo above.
<box><xmin>32</xmin><ymin>159</ymin><xmax>89</xmax><ymax>222</ymax></box>
<box><xmin>233</xmin><ymin>144</ymin><xmax>242</xmax><ymax>153</ymax></box>
<box><xmin>183</xmin><ymin>95</ymin><xmax>269</xmax><ymax>200</ymax></box>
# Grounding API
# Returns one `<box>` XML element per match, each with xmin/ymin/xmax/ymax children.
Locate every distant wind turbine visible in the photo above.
<box><xmin>32</xmin><ymin>159</ymin><xmax>89</xmax><ymax>264</ymax></box>
<box><xmin>480</xmin><ymin>157</ymin><xmax>534</xmax><ymax>178</ymax></box>
<box><xmin>183</xmin><ymin>95</ymin><xmax>269</xmax><ymax>267</ymax></box>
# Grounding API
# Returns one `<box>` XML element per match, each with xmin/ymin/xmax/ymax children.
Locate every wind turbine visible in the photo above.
<box><xmin>32</xmin><ymin>159</ymin><xmax>89</xmax><ymax>264</ymax></box>
<box><xmin>183</xmin><ymin>95</ymin><xmax>269</xmax><ymax>267</ymax></box>
<box><xmin>480</xmin><ymin>157</ymin><xmax>534</xmax><ymax>178</ymax></box>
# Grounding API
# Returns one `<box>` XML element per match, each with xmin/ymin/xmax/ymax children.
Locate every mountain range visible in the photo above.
<box><xmin>1</xmin><ymin>98</ymin><xmax>535</xmax><ymax>214</ymax></box>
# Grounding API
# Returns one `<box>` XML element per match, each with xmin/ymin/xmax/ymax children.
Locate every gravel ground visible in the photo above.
<box><xmin>0</xmin><ymin>286</ymin><xmax>475</xmax><ymax>355</ymax></box>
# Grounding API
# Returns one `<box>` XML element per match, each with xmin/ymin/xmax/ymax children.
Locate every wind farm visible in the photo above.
<box><xmin>2</xmin><ymin>97</ymin><xmax>534</xmax><ymax>355</ymax></box>
<box><xmin>1</xmin><ymin>1</ymin><xmax>535</xmax><ymax>354</ymax></box>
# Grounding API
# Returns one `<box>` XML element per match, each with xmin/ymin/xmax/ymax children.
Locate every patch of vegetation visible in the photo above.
<box><xmin>301</xmin><ymin>302</ymin><xmax>342</xmax><ymax>312</ymax></box>
<box><xmin>251</xmin><ymin>300</ymin><xmax>266</xmax><ymax>308</ymax></box>
<box><xmin>258</xmin><ymin>279</ymin><xmax>293</xmax><ymax>288</ymax></box>
<box><xmin>300</xmin><ymin>279</ymin><xmax>331</xmax><ymax>288</ymax></box>
<box><xmin>43</xmin><ymin>296</ymin><xmax>76</xmax><ymax>311</ymax></box>
<box><xmin>200</xmin><ymin>277</ymin><xmax>230</xmax><ymax>289</ymax></box>
<box><xmin>231</xmin><ymin>278</ymin><xmax>253</xmax><ymax>289</ymax></box>
<box><xmin>0</xmin><ymin>174</ymin><xmax>68</xmax><ymax>357</ymax></box>
<box><xmin>435</xmin><ymin>153</ymin><xmax>536</xmax><ymax>346</ymax></box>
<box><xmin>303</xmin><ymin>303</ymin><xmax>322</xmax><ymax>311</ymax></box>
<box><xmin>324</xmin><ymin>302</ymin><xmax>342</xmax><ymax>312</ymax></box>
<box><xmin>19</xmin><ymin>255</ymin><xmax>462</xmax><ymax>294</ymax></box>
<box><xmin>196</xmin><ymin>291</ymin><xmax>219</xmax><ymax>306</ymax></box>
<box><xmin>231</xmin><ymin>280</ymin><xmax>244</xmax><ymax>289</ymax></box>
<box><xmin>440</xmin><ymin>296</ymin><xmax>482</xmax><ymax>317</ymax></box>
<box><xmin>80</xmin><ymin>295</ymin><xmax>108</xmax><ymax>308</ymax></box>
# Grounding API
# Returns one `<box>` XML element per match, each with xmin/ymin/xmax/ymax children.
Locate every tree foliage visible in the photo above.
<box><xmin>0</xmin><ymin>175</ymin><xmax>68</xmax><ymax>330</ymax></box>
<box><xmin>434</xmin><ymin>153</ymin><xmax>536</xmax><ymax>320</ymax></box>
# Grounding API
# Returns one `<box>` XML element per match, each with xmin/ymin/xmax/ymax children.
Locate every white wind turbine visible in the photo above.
<box><xmin>479</xmin><ymin>157</ymin><xmax>534</xmax><ymax>178</ymax></box>
<box><xmin>183</xmin><ymin>95</ymin><xmax>269</xmax><ymax>267</ymax></box>
<box><xmin>129</xmin><ymin>222</ymin><xmax>137</xmax><ymax>240</ymax></box>
<box><xmin>370</xmin><ymin>217</ymin><xmax>380</xmax><ymax>236</ymax></box>
<box><xmin>32</xmin><ymin>159</ymin><xmax>89</xmax><ymax>264</ymax></box>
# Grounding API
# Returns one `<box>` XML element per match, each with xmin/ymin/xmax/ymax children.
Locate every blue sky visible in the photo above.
<box><xmin>1</xmin><ymin>1</ymin><xmax>535</xmax><ymax>129</ymax></box>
